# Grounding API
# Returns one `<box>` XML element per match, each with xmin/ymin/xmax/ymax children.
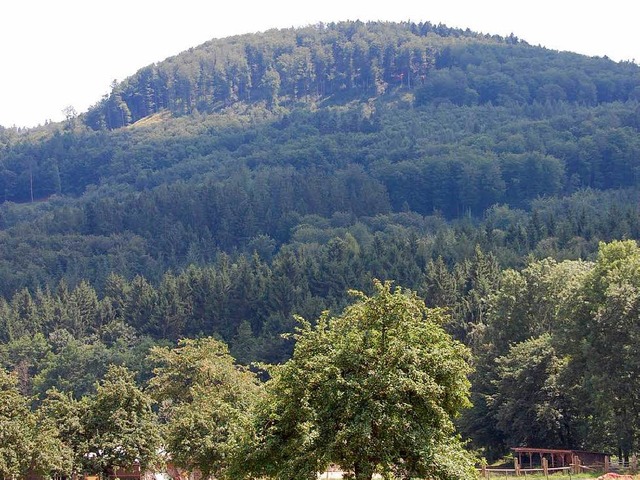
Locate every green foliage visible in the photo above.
<box><xmin>0</xmin><ymin>368</ymin><xmax>35</xmax><ymax>478</ymax></box>
<box><xmin>0</xmin><ymin>368</ymin><xmax>71</xmax><ymax>479</ymax></box>
<box><xmin>38</xmin><ymin>388</ymin><xmax>86</xmax><ymax>476</ymax></box>
<box><xmin>242</xmin><ymin>280</ymin><xmax>477</xmax><ymax>480</ymax></box>
<box><xmin>83</xmin><ymin>365</ymin><xmax>160</xmax><ymax>476</ymax></box>
<box><xmin>461</xmin><ymin>241</ymin><xmax>640</xmax><ymax>460</ymax></box>
<box><xmin>462</xmin><ymin>257</ymin><xmax>591</xmax><ymax>457</ymax></box>
<box><xmin>566</xmin><ymin>240</ymin><xmax>640</xmax><ymax>456</ymax></box>
<box><xmin>3</xmin><ymin>20</ymin><xmax>640</xmax><ymax>471</ymax></box>
<box><xmin>148</xmin><ymin>338</ymin><xmax>261</xmax><ymax>479</ymax></box>
<box><xmin>31</xmin><ymin>404</ymin><xmax>74</xmax><ymax>478</ymax></box>
<box><xmin>491</xmin><ymin>334</ymin><xmax>574</xmax><ymax>448</ymax></box>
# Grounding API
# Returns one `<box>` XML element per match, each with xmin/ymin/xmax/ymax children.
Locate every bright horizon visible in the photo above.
<box><xmin>1</xmin><ymin>0</ymin><xmax>638</xmax><ymax>128</ymax></box>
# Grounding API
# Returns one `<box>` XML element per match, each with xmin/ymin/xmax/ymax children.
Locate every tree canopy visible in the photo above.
<box><xmin>242</xmin><ymin>280</ymin><xmax>476</xmax><ymax>480</ymax></box>
<box><xmin>3</xmin><ymin>18</ymin><xmax>640</xmax><ymax>475</ymax></box>
<box><xmin>83</xmin><ymin>365</ymin><xmax>160</xmax><ymax>476</ymax></box>
<box><xmin>148</xmin><ymin>338</ymin><xmax>261</xmax><ymax>479</ymax></box>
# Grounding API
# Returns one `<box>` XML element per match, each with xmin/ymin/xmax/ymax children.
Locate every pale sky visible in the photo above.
<box><xmin>1</xmin><ymin>0</ymin><xmax>638</xmax><ymax>128</ymax></box>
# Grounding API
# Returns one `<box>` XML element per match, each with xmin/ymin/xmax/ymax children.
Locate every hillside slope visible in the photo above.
<box><xmin>0</xmin><ymin>22</ymin><xmax>639</xmax><ymax>296</ymax></box>
<box><xmin>3</xmin><ymin>21</ymin><xmax>640</xmax><ymax>461</ymax></box>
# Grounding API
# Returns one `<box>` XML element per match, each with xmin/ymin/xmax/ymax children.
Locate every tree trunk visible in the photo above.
<box><xmin>354</xmin><ymin>461</ymin><xmax>374</xmax><ymax>480</ymax></box>
<box><xmin>29</xmin><ymin>167</ymin><xmax>34</xmax><ymax>203</ymax></box>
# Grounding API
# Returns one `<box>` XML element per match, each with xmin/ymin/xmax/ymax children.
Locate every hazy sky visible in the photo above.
<box><xmin>1</xmin><ymin>0</ymin><xmax>638</xmax><ymax>128</ymax></box>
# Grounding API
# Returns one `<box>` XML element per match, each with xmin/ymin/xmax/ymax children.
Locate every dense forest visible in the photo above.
<box><xmin>3</xmin><ymin>20</ymin><xmax>640</xmax><ymax>475</ymax></box>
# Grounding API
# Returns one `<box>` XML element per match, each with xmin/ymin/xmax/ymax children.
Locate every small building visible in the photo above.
<box><xmin>512</xmin><ymin>447</ymin><xmax>609</xmax><ymax>469</ymax></box>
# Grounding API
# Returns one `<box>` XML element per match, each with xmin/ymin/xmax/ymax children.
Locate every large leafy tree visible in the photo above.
<box><xmin>83</xmin><ymin>365</ymin><xmax>160</xmax><ymax>477</ymax></box>
<box><xmin>0</xmin><ymin>368</ymin><xmax>34</xmax><ymax>479</ymax></box>
<box><xmin>490</xmin><ymin>334</ymin><xmax>575</xmax><ymax>448</ymax></box>
<box><xmin>38</xmin><ymin>388</ymin><xmax>87</xmax><ymax>477</ymax></box>
<box><xmin>0</xmin><ymin>368</ymin><xmax>71</xmax><ymax>479</ymax></box>
<box><xmin>461</xmin><ymin>257</ymin><xmax>591</xmax><ymax>459</ymax></box>
<box><xmin>148</xmin><ymin>337</ymin><xmax>261</xmax><ymax>479</ymax></box>
<box><xmin>30</xmin><ymin>408</ymin><xmax>74</xmax><ymax>479</ymax></box>
<box><xmin>242</xmin><ymin>280</ymin><xmax>476</xmax><ymax>480</ymax></box>
<box><xmin>566</xmin><ymin>240</ymin><xmax>640</xmax><ymax>458</ymax></box>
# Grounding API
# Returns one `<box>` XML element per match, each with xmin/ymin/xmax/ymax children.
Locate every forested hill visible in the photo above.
<box><xmin>1</xmin><ymin>20</ymin><xmax>640</xmax><ymax>306</ymax></box>
<box><xmin>3</xmin><ymin>21</ymin><xmax>640</xmax><ymax>460</ymax></box>
<box><xmin>0</xmin><ymin>19</ymin><xmax>639</xmax><ymax>303</ymax></box>
<box><xmin>85</xmin><ymin>21</ymin><xmax>513</xmax><ymax>128</ymax></box>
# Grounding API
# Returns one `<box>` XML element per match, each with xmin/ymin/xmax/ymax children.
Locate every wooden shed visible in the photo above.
<box><xmin>512</xmin><ymin>447</ymin><xmax>609</xmax><ymax>468</ymax></box>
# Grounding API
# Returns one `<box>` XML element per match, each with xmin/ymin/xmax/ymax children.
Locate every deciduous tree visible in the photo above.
<box><xmin>83</xmin><ymin>365</ymin><xmax>160</xmax><ymax>477</ymax></box>
<box><xmin>242</xmin><ymin>280</ymin><xmax>476</xmax><ymax>480</ymax></box>
<box><xmin>0</xmin><ymin>368</ymin><xmax>34</xmax><ymax>479</ymax></box>
<box><xmin>148</xmin><ymin>337</ymin><xmax>261</xmax><ymax>479</ymax></box>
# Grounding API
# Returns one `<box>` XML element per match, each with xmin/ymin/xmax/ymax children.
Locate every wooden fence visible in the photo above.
<box><xmin>479</xmin><ymin>453</ymin><xmax>640</xmax><ymax>478</ymax></box>
<box><xmin>479</xmin><ymin>466</ymin><xmax>572</xmax><ymax>478</ymax></box>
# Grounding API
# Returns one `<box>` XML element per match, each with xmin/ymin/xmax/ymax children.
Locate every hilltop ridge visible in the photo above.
<box><xmin>84</xmin><ymin>20</ymin><xmax>640</xmax><ymax>129</ymax></box>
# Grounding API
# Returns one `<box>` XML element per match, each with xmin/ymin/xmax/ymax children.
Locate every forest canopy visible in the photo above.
<box><xmin>2</xmin><ymin>20</ymin><xmax>640</xmax><ymax>471</ymax></box>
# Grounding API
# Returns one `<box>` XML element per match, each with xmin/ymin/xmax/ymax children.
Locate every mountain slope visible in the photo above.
<box><xmin>4</xmin><ymin>21</ymin><xmax>640</xmax><ymax>464</ymax></box>
<box><xmin>0</xmin><ymin>22</ymin><xmax>639</xmax><ymax>299</ymax></box>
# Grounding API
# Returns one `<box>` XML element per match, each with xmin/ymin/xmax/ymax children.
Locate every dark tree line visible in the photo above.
<box><xmin>0</xmin><ymin>237</ymin><xmax>500</xmax><ymax>370</ymax></box>
<box><xmin>2</xmin><ymin>100</ymin><xmax>640</xmax><ymax>218</ymax></box>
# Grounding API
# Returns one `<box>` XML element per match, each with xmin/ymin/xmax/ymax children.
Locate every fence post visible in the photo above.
<box><xmin>631</xmin><ymin>454</ymin><xmax>638</xmax><ymax>473</ymax></box>
<box><xmin>542</xmin><ymin>457</ymin><xmax>549</xmax><ymax>478</ymax></box>
<box><xmin>604</xmin><ymin>455</ymin><xmax>610</xmax><ymax>473</ymax></box>
<box><xmin>514</xmin><ymin>457</ymin><xmax>520</xmax><ymax>476</ymax></box>
<box><xmin>480</xmin><ymin>464</ymin><xmax>487</xmax><ymax>479</ymax></box>
<box><xmin>573</xmin><ymin>455</ymin><xmax>581</xmax><ymax>474</ymax></box>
